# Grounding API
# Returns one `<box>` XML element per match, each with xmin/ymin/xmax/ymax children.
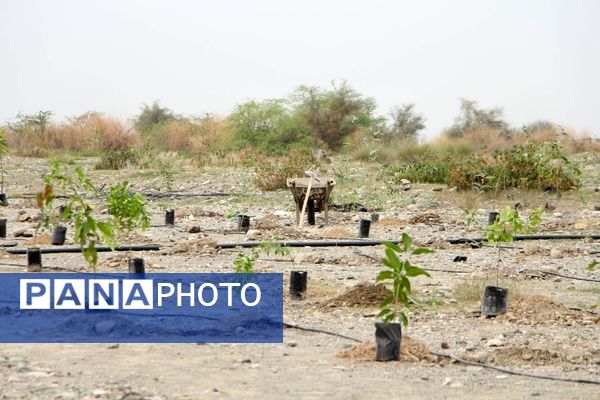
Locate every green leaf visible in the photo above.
<box><xmin>383</xmin><ymin>241</ymin><xmax>403</xmax><ymax>253</ymax></box>
<box><xmin>379</xmin><ymin>297</ymin><xmax>394</xmax><ymax>308</ymax></box>
<box><xmin>404</xmin><ymin>263</ymin><xmax>431</xmax><ymax>278</ymax></box>
<box><xmin>384</xmin><ymin>248</ymin><xmax>402</xmax><ymax>271</ymax></box>
<box><xmin>401</xmin><ymin>233</ymin><xmax>412</xmax><ymax>252</ymax></box>
<box><xmin>398</xmin><ymin>312</ymin><xmax>409</xmax><ymax>327</ymax></box>
<box><xmin>411</xmin><ymin>248</ymin><xmax>435</xmax><ymax>255</ymax></box>
<box><xmin>375</xmin><ymin>270</ymin><xmax>394</xmax><ymax>282</ymax></box>
<box><xmin>587</xmin><ymin>260</ymin><xmax>598</xmax><ymax>271</ymax></box>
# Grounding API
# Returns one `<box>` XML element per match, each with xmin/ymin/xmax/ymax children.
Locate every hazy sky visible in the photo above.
<box><xmin>1</xmin><ymin>0</ymin><xmax>599</xmax><ymax>138</ymax></box>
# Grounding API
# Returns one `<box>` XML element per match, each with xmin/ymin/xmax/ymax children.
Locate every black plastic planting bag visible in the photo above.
<box><xmin>52</xmin><ymin>226</ymin><xmax>67</xmax><ymax>245</ymax></box>
<box><xmin>289</xmin><ymin>271</ymin><xmax>307</xmax><ymax>300</ymax></box>
<box><xmin>482</xmin><ymin>285</ymin><xmax>508</xmax><ymax>316</ymax></box>
<box><xmin>375</xmin><ymin>322</ymin><xmax>401</xmax><ymax>361</ymax></box>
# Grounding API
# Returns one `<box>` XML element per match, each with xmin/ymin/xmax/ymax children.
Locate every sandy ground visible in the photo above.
<box><xmin>0</xmin><ymin>156</ymin><xmax>599</xmax><ymax>399</ymax></box>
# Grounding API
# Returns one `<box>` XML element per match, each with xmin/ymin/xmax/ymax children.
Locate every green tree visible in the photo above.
<box><xmin>386</xmin><ymin>104</ymin><xmax>426</xmax><ymax>142</ymax></box>
<box><xmin>291</xmin><ymin>81</ymin><xmax>380</xmax><ymax>150</ymax></box>
<box><xmin>7</xmin><ymin>111</ymin><xmax>53</xmax><ymax>134</ymax></box>
<box><xmin>228</xmin><ymin>99</ymin><xmax>310</xmax><ymax>154</ymax></box>
<box><xmin>445</xmin><ymin>98</ymin><xmax>511</xmax><ymax>138</ymax></box>
<box><xmin>135</xmin><ymin>101</ymin><xmax>176</xmax><ymax>133</ymax></box>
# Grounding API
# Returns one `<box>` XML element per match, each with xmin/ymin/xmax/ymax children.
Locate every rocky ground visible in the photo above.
<box><xmin>0</xmin><ymin>155</ymin><xmax>599</xmax><ymax>399</ymax></box>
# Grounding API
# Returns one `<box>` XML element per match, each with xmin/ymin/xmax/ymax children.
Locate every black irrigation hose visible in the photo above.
<box><xmin>431</xmin><ymin>351</ymin><xmax>600</xmax><ymax>385</ymax></box>
<box><xmin>352</xmin><ymin>250</ymin><xmax>471</xmax><ymax>274</ymax></box>
<box><xmin>530</xmin><ymin>269</ymin><xmax>600</xmax><ymax>283</ymax></box>
<box><xmin>0</xmin><ymin>242</ymin><xmax>18</xmax><ymax>247</ymax></box>
<box><xmin>284</xmin><ymin>322</ymin><xmax>362</xmax><ymax>343</ymax></box>
<box><xmin>6</xmin><ymin>244</ymin><xmax>160</xmax><ymax>255</ymax></box>
<box><xmin>447</xmin><ymin>234</ymin><xmax>600</xmax><ymax>244</ymax></box>
<box><xmin>217</xmin><ymin>239</ymin><xmax>401</xmax><ymax>249</ymax></box>
<box><xmin>285</xmin><ymin>322</ymin><xmax>600</xmax><ymax>385</ymax></box>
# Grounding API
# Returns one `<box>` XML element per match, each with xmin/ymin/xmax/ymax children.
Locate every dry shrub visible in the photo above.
<box><xmin>47</xmin><ymin>113</ymin><xmax>138</xmax><ymax>151</ymax></box>
<box><xmin>253</xmin><ymin>148</ymin><xmax>317</xmax><ymax>191</ymax></box>
<box><xmin>145</xmin><ymin>115</ymin><xmax>234</xmax><ymax>154</ymax></box>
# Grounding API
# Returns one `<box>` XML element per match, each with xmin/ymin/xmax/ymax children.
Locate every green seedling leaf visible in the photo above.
<box><xmin>411</xmin><ymin>248</ymin><xmax>435</xmax><ymax>255</ymax></box>
<box><xmin>587</xmin><ymin>260</ymin><xmax>599</xmax><ymax>271</ymax></box>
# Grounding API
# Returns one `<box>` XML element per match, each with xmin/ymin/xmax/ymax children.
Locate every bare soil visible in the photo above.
<box><xmin>0</xmin><ymin>155</ymin><xmax>599</xmax><ymax>399</ymax></box>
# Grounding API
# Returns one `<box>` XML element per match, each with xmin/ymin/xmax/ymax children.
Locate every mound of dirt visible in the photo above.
<box><xmin>320</xmin><ymin>227</ymin><xmax>354</xmax><ymax>239</ymax></box>
<box><xmin>254</xmin><ymin>214</ymin><xmax>282</xmax><ymax>230</ymax></box>
<box><xmin>375</xmin><ymin>218</ymin><xmax>407</xmax><ymax>227</ymax></box>
<box><xmin>23</xmin><ymin>233</ymin><xmax>52</xmax><ymax>246</ymax></box>
<box><xmin>338</xmin><ymin>336</ymin><xmax>437</xmax><ymax>363</ymax></box>
<box><xmin>175</xmin><ymin>207</ymin><xmax>220</xmax><ymax>218</ymax></box>
<box><xmin>496</xmin><ymin>295</ymin><xmax>599</xmax><ymax>325</ymax></box>
<box><xmin>409</xmin><ymin>213</ymin><xmax>442</xmax><ymax>225</ymax></box>
<box><xmin>325</xmin><ymin>282</ymin><xmax>387</xmax><ymax>308</ymax></box>
<box><xmin>116</xmin><ymin>232</ymin><xmax>155</xmax><ymax>245</ymax></box>
<box><xmin>166</xmin><ymin>237</ymin><xmax>218</xmax><ymax>255</ymax></box>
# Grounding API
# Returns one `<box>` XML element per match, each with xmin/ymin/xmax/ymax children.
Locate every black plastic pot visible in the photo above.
<box><xmin>307</xmin><ymin>200</ymin><xmax>316</xmax><ymax>226</ymax></box>
<box><xmin>358</xmin><ymin>219</ymin><xmax>371</xmax><ymax>238</ymax></box>
<box><xmin>481</xmin><ymin>285</ymin><xmax>508</xmax><ymax>316</ymax></box>
<box><xmin>0</xmin><ymin>218</ymin><xmax>6</xmax><ymax>238</ymax></box>
<box><xmin>165</xmin><ymin>209</ymin><xmax>175</xmax><ymax>226</ymax></box>
<box><xmin>371</xmin><ymin>213</ymin><xmax>379</xmax><ymax>223</ymax></box>
<box><xmin>27</xmin><ymin>247</ymin><xmax>42</xmax><ymax>271</ymax></box>
<box><xmin>488</xmin><ymin>211</ymin><xmax>500</xmax><ymax>225</ymax></box>
<box><xmin>128</xmin><ymin>257</ymin><xmax>146</xmax><ymax>276</ymax></box>
<box><xmin>0</xmin><ymin>193</ymin><xmax>7</xmax><ymax>207</ymax></box>
<box><xmin>289</xmin><ymin>271</ymin><xmax>307</xmax><ymax>300</ymax></box>
<box><xmin>375</xmin><ymin>322</ymin><xmax>401</xmax><ymax>361</ymax></box>
<box><xmin>237</xmin><ymin>215</ymin><xmax>250</xmax><ymax>233</ymax></box>
<box><xmin>52</xmin><ymin>226</ymin><xmax>67</xmax><ymax>245</ymax></box>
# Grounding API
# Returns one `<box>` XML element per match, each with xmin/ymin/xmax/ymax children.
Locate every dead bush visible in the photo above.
<box><xmin>253</xmin><ymin>148</ymin><xmax>317</xmax><ymax>191</ymax></box>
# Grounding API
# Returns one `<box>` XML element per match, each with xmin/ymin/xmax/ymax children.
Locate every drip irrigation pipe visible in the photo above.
<box><xmin>217</xmin><ymin>239</ymin><xmax>401</xmax><ymax>249</ymax></box>
<box><xmin>447</xmin><ymin>234</ymin><xmax>600</xmax><ymax>244</ymax></box>
<box><xmin>431</xmin><ymin>351</ymin><xmax>600</xmax><ymax>385</ymax></box>
<box><xmin>6</xmin><ymin>244</ymin><xmax>160</xmax><ymax>255</ymax></box>
<box><xmin>284</xmin><ymin>322</ymin><xmax>362</xmax><ymax>343</ymax></box>
<box><xmin>352</xmin><ymin>249</ymin><xmax>471</xmax><ymax>274</ymax></box>
<box><xmin>0</xmin><ymin>242</ymin><xmax>17</xmax><ymax>247</ymax></box>
<box><xmin>528</xmin><ymin>269</ymin><xmax>600</xmax><ymax>283</ymax></box>
<box><xmin>217</xmin><ymin>234</ymin><xmax>600</xmax><ymax>250</ymax></box>
<box><xmin>285</xmin><ymin>322</ymin><xmax>600</xmax><ymax>385</ymax></box>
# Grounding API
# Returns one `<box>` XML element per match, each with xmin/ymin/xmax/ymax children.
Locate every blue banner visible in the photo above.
<box><xmin>0</xmin><ymin>273</ymin><xmax>283</xmax><ymax>343</ymax></box>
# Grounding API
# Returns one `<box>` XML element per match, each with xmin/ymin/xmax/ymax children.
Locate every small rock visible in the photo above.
<box><xmin>594</xmin><ymin>205</ymin><xmax>600</xmax><ymax>211</ymax></box>
<box><xmin>286</xmin><ymin>341</ymin><xmax>298</xmax><ymax>348</ymax></box>
<box><xmin>186</xmin><ymin>224</ymin><xmax>201</xmax><ymax>233</ymax></box>
<box><xmin>241</xmin><ymin>358</ymin><xmax>251</xmax><ymax>364</ymax></box>
<box><xmin>23</xmin><ymin>229</ymin><xmax>35</xmax><ymax>237</ymax></box>
<box><xmin>523</xmin><ymin>243</ymin><xmax>540</xmax><ymax>256</ymax></box>
<box><xmin>432</xmin><ymin>187</ymin><xmax>444</xmax><ymax>192</ymax></box>
<box><xmin>16</xmin><ymin>212</ymin><xmax>30</xmax><ymax>222</ymax></box>
<box><xmin>522</xmin><ymin>353</ymin><xmax>534</xmax><ymax>361</ymax></box>
<box><xmin>552</xmin><ymin>212</ymin><xmax>563</xmax><ymax>218</ymax></box>
<box><xmin>441</xmin><ymin>342</ymin><xmax>450</xmax><ymax>349</ymax></box>
<box><xmin>273</xmin><ymin>210</ymin><xmax>288</xmax><ymax>218</ymax></box>
<box><xmin>486</xmin><ymin>338</ymin><xmax>504</xmax><ymax>347</ymax></box>
<box><xmin>93</xmin><ymin>389</ymin><xmax>109</xmax><ymax>397</ymax></box>
<box><xmin>442</xmin><ymin>377</ymin><xmax>453</xmax><ymax>386</ymax></box>
<box><xmin>573</xmin><ymin>222</ymin><xmax>587</xmax><ymax>230</ymax></box>
<box><xmin>12</xmin><ymin>228</ymin><xmax>27</xmax><ymax>237</ymax></box>
<box><xmin>351</xmin><ymin>215</ymin><xmax>360</xmax><ymax>222</ymax></box>
<box><xmin>550</xmin><ymin>248</ymin><xmax>563</xmax><ymax>258</ymax></box>
<box><xmin>400</xmin><ymin>179</ymin><xmax>411</xmax><ymax>191</ymax></box>
<box><xmin>246</xmin><ymin>229</ymin><xmax>261</xmax><ymax>240</ymax></box>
